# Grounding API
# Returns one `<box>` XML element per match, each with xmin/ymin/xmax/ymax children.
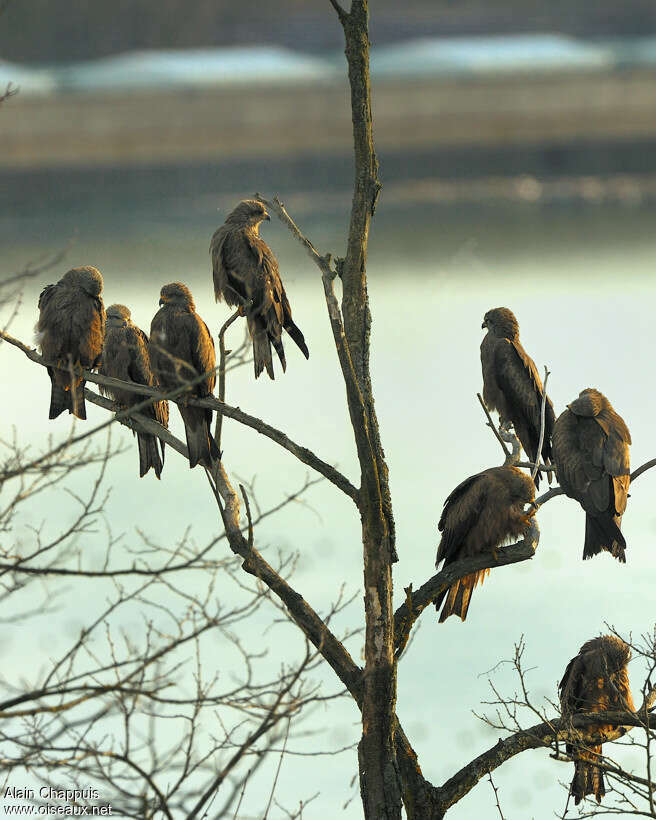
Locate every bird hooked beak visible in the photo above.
<box><xmin>481</xmin><ymin>319</ymin><xmax>488</xmax><ymax>329</ymax></box>
<box><xmin>159</xmin><ymin>298</ymin><xmax>165</xmax><ymax>306</ymax></box>
<box><xmin>263</xmin><ymin>212</ymin><xmax>271</xmax><ymax>221</ymax></box>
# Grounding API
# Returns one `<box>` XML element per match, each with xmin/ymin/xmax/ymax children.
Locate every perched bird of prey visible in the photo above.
<box><xmin>552</xmin><ymin>388</ymin><xmax>631</xmax><ymax>562</ymax></box>
<box><xmin>35</xmin><ymin>265</ymin><xmax>106</xmax><ymax>420</ymax></box>
<box><xmin>210</xmin><ymin>199</ymin><xmax>309</xmax><ymax>379</ymax></box>
<box><xmin>434</xmin><ymin>466</ymin><xmax>536</xmax><ymax>622</ymax></box>
<box><xmin>149</xmin><ymin>283</ymin><xmax>219</xmax><ymax>469</ymax></box>
<box><xmin>559</xmin><ymin>635</ymin><xmax>634</xmax><ymax>805</ymax></box>
<box><xmin>100</xmin><ymin>304</ymin><xmax>169</xmax><ymax>479</ymax></box>
<box><xmin>480</xmin><ymin>307</ymin><xmax>555</xmax><ymax>487</ymax></box>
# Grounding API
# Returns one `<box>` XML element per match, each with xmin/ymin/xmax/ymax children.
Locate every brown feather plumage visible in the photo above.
<box><xmin>480</xmin><ymin>307</ymin><xmax>555</xmax><ymax>488</ymax></box>
<box><xmin>35</xmin><ymin>266</ymin><xmax>106</xmax><ymax>420</ymax></box>
<box><xmin>100</xmin><ymin>304</ymin><xmax>169</xmax><ymax>479</ymax></box>
<box><xmin>559</xmin><ymin>635</ymin><xmax>634</xmax><ymax>805</ymax></box>
<box><xmin>552</xmin><ymin>388</ymin><xmax>630</xmax><ymax>562</ymax></box>
<box><xmin>210</xmin><ymin>199</ymin><xmax>309</xmax><ymax>380</ymax></box>
<box><xmin>434</xmin><ymin>466</ymin><xmax>535</xmax><ymax>622</ymax></box>
<box><xmin>149</xmin><ymin>283</ymin><xmax>219</xmax><ymax>469</ymax></box>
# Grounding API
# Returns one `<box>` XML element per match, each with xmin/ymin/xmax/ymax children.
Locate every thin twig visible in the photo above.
<box><xmin>263</xmin><ymin>718</ymin><xmax>291</xmax><ymax>819</ymax></box>
<box><xmin>0</xmin><ymin>82</ymin><xmax>17</xmax><ymax>105</ymax></box>
<box><xmin>517</xmin><ymin>461</ymin><xmax>557</xmax><ymax>473</ymax></box>
<box><xmin>231</xmin><ymin>768</ymin><xmax>253</xmax><ymax>820</ymax></box>
<box><xmin>240</xmin><ymin>483</ymin><xmax>254</xmax><ymax>547</ymax></box>
<box><xmin>215</xmin><ymin>307</ymin><xmax>242</xmax><ymax>453</ymax></box>
<box><xmin>535</xmin><ymin>486</ymin><xmax>564</xmax><ymax>506</ymax></box>
<box><xmin>531</xmin><ymin>366</ymin><xmax>550</xmax><ymax>481</ymax></box>
<box><xmin>631</xmin><ymin>458</ymin><xmax>656</xmax><ymax>483</ymax></box>
<box><xmin>254</xmin><ymin>193</ymin><xmax>336</xmax><ymax>281</ymax></box>
<box><xmin>477</xmin><ymin>393</ymin><xmax>511</xmax><ymax>460</ymax></box>
<box><xmin>488</xmin><ymin>771</ymin><xmax>506</xmax><ymax>820</ymax></box>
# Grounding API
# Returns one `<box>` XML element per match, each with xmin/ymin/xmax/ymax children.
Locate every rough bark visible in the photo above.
<box><xmin>329</xmin><ymin>2</ymin><xmax>400</xmax><ymax>817</ymax></box>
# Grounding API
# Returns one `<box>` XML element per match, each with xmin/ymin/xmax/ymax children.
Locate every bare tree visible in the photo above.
<box><xmin>2</xmin><ymin>1</ymin><xmax>656</xmax><ymax>818</ymax></box>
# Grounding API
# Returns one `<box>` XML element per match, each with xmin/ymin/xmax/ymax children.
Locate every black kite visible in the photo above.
<box><xmin>434</xmin><ymin>465</ymin><xmax>536</xmax><ymax>622</ymax></box>
<box><xmin>552</xmin><ymin>388</ymin><xmax>630</xmax><ymax>562</ymax></box>
<box><xmin>481</xmin><ymin>307</ymin><xmax>555</xmax><ymax>487</ymax></box>
<box><xmin>35</xmin><ymin>265</ymin><xmax>106</xmax><ymax>420</ymax></box>
<box><xmin>559</xmin><ymin>635</ymin><xmax>634</xmax><ymax>805</ymax></box>
<box><xmin>149</xmin><ymin>283</ymin><xmax>219</xmax><ymax>469</ymax></box>
<box><xmin>210</xmin><ymin>199</ymin><xmax>309</xmax><ymax>379</ymax></box>
<box><xmin>100</xmin><ymin>304</ymin><xmax>169</xmax><ymax>479</ymax></box>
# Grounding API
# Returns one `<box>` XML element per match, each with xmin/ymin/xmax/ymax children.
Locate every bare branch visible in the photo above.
<box><xmin>0</xmin><ymin>329</ymin><xmax>358</xmax><ymax>501</ymax></box>
<box><xmin>328</xmin><ymin>0</ymin><xmax>348</xmax><ymax>24</ymax></box>
<box><xmin>394</xmin><ymin>519</ymin><xmax>540</xmax><ymax>657</ymax></box>
<box><xmin>0</xmin><ymin>82</ymin><xmax>17</xmax><ymax>105</ymax></box>
<box><xmin>209</xmin><ymin>463</ymin><xmax>364</xmax><ymax>703</ymax></box>
<box><xmin>254</xmin><ymin>193</ymin><xmax>336</xmax><ymax>281</ymax></box>
<box><xmin>435</xmin><ymin>691</ymin><xmax>656</xmax><ymax>815</ymax></box>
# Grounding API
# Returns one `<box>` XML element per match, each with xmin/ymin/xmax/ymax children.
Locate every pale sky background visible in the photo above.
<box><xmin>2</xmin><ymin>191</ymin><xmax>656</xmax><ymax>817</ymax></box>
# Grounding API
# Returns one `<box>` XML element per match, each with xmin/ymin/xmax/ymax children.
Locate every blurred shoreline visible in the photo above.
<box><xmin>2</xmin><ymin>67</ymin><xmax>656</xmax><ymax>172</ymax></box>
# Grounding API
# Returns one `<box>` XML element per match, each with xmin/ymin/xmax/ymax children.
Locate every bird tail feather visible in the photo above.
<box><xmin>48</xmin><ymin>368</ymin><xmax>86</xmax><ymax>420</ymax></box>
<box><xmin>252</xmin><ymin>330</ymin><xmax>274</xmax><ymax>380</ymax></box>
<box><xmin>284</xmin><ymin>320</ymin><xmax>309</xmax><ymax>360</ymax></box>
<box><xmin>48</xmin><ymin>373</ymin><xmax>70</xmax><ymax>419</ymax></box>
<box><xmin>137</xmin><ymin>432</ymin><xmax>164</xmax><ymax>479</ymax></box>
<box><xmin>571</xmin><ymin>751</ymin><xmax>605</xmax><ymax>805</ymax></box>
<box><xmin>437</xmin><ymin>570</ymin><xmax>488</xmax><ymax>623</ymax></box>
<box><xmin>180</xmin><ymin>406</ymin><xmax>218</xmax><ymax>469</ymax></box>
<box><xmin>584</xmin><ymin>514</ymin><xmax>626</xmax><ymax>562</ymax></box>
<box><xmin>69</xmin><ymin>380</ymin><xmax>87</xmax><ymax>420</ymax></box>
<box><xmin>271</xmin><ymin>334</ymin><xmax>287</xmax><ymax>373</ymax></box>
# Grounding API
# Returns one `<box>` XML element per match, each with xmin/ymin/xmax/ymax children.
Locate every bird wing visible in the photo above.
<box><xmin>76</xmin><ymin>293</ymin><xmax>105</xmax><ymax>368</ymax></box>
<box><xmin>35</xmin><ymin>283</ymin><xmax>64</xmax><ymax>359</ymax></box>
<box><xmin>150</xmin><ymin>307</ymin><xmax>193</xmax><ymax>388</ymax></box>
<box><xmin>493</xmin><ymin>338</ymin><xmax>555</xmax><ymax>462</ymax></box>
<box><xmin>560</xmin><ymin>408</ymin><xmax>630</xmax><ymax>516</ymax></box>
<box><xmin>126</xmin><ymin>325</ymin><xmax>153</xmax><ymax>387</ymax></box>
<box><xmin>210</xmin><ymin>224</ymin><xmax>232</xmax><ymax>303</ymax></box>
<box><xmin>187</xmin><ymin>314</ymin><xmax>217</xmax><ymax>397</ymax></box>
<box><xmin>239</xmin><ymin>232</ymin><xmax>285</xmax><ymax>330</ymax></box>
<box><xmin>601</xmin><ymin>411</ymin><xmax>631</xmax><ymax>516</ymax></box>
<box><xmin>122</xmin><ymin>324</ymin><xmax>166</xmax><ymax>427</ymax></box>
<box><xmin>212</xmin><ymin>229</ymin><xmax>285</xmax><ymax>326</ymax></box>
<box><xmin>553</xmin><ymin>411</ymin><xmax>599</xmax><ymax>500</ymax></box>
<box><xmin>436</xmin><ymin>472</ymin><xmax>487</xmax><ymax>566</ymax></box>
<box><xmin>36</xmin><ymin>282</ymin><xmax>69</xmax><ymax>358</ymax></box>
<box><xmin>38</xmin><ymin>283</ymin><xmax>57</xmax><ymax>312</ymax></box>
<box><xmin>37</xmin><ymin>282</ymin><xmax>105</xmax><ymax>368</ymax></box>
<box><xmin>559</xmin><ymin>652</ymin><xmax>585</xmax><ymax>715</ymax></box>
<box><xmin>599</xmin><ymin>409</ymin><xmax>631</xmax><ymax>474</ymax></box>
